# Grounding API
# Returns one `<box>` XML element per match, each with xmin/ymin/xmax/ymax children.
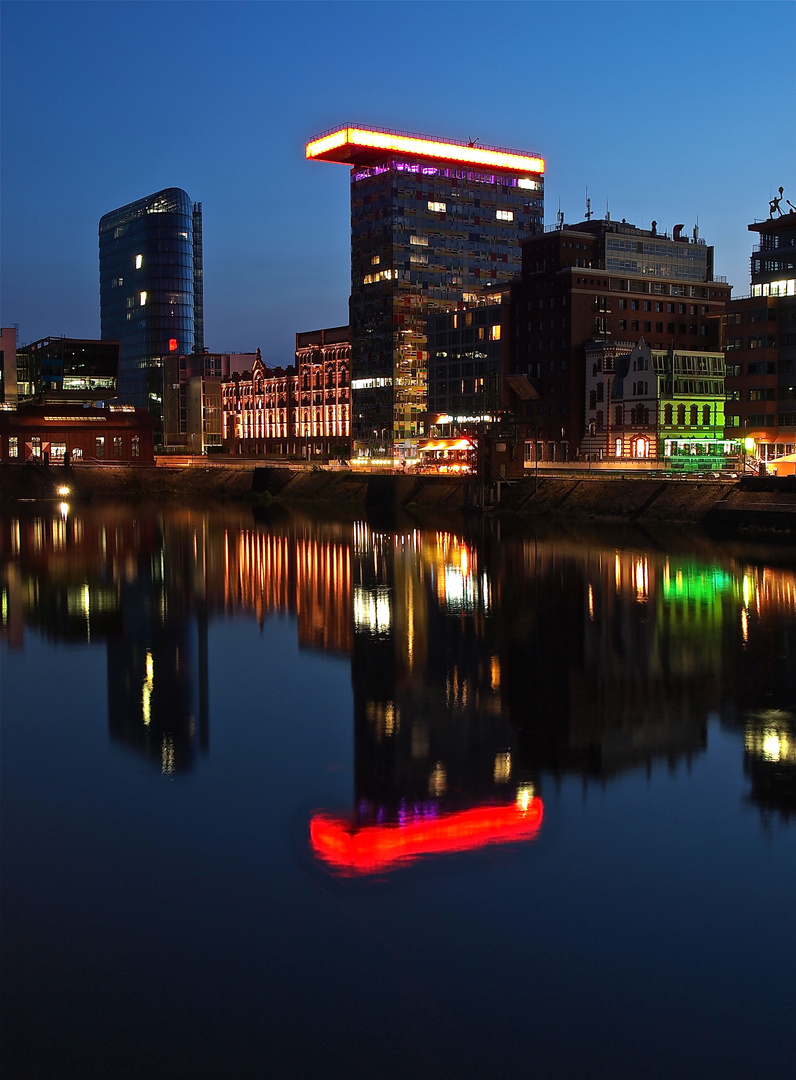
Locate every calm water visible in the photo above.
<box><xmin>2</xmin><ymin>500</ymin><xmax>795</xmax><ymax>1080</ymax></box>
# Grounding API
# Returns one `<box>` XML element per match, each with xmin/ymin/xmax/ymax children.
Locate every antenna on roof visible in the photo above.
<box><xmin>556</xmin><ymin>199</ymin><xmax>564</xmax><ymax>230</ymax></box>
<box><xmin>605</xmin><ymin>201</ymin><xmax>610</xmax><ymax>222</ymax></box>
<box><xmin>585</xmin><ymin>187</ymin><xmax>592</xmax><ymax>221</ymax></box>
<box><xmin>693</xmin><ymin>216</ymin><xmax>699</xmax><ymax>242</ymax></box>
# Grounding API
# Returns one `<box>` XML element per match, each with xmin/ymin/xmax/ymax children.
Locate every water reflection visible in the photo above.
<box><xmin>2</xmin><ymin>502</ymin><xmax>795</xmax><ymax>834</ymax></box>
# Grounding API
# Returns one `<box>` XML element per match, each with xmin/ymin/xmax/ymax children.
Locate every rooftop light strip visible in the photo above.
<box><xmin>306</xmin><ymin>127</ymin><xmax>544</xmax><ymax>174</ymax></box>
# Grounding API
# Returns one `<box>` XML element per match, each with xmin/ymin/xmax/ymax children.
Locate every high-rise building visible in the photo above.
<box><xmin>721</xmin><ymin>207</ymin><xmax>796</xmax><ymax>467</ymax></box>
<box><xmin>306</xmin><ymin>125</ymin><xmax>544</xmax><ymax>460</ymax></box>
<box><xmin>99</xmin><ymin>188</ymin><xmax>204</xmax><ymax>439</ymax></box>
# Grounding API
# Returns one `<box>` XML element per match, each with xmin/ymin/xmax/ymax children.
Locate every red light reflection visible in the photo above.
<box><xmin>310</xmin><ymin>798</ymin><xmax>543</xmax><ymax>875</ymax></box>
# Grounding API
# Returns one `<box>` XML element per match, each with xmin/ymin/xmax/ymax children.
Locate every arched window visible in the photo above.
<box><xmin>589</xmin><ymin>390</ymin><xmax>597</xmax><ymax>409</ymax></box>
<box><xmin>664</xmin><ymin>404</ymin><xmax>673</xmax><ymax>425</ymax></box>
<box><xmin>677</xmin><ymin>404</ymin><xmax>686</xmax><ymax>426</ymax></box>
<box><xmin>690</xmin><ymin>404</ymin><xmax>698</xmax><ymax>426</ymax></box>
<box><xmin>702</xmin><ymin>404</ymin><xmax>711</xmax><ymax>426</ymax></box>
<box><xmin>615</xmin><ymin>405</ymin><xmax>623</xmax><ymax>426</ymax></box>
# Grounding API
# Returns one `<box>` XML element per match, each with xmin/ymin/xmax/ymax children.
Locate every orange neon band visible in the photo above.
<box><xmin>306</xmin><ymin>127</ymin><xmax>544</xmax><ymax>175</ymax></box>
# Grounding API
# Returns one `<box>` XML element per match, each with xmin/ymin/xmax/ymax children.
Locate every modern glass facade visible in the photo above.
<box><xmin>99</xmin><ymin>188</ymin><xmax>203</xmax><ymax>437</ymax></box>
<box><xmin>426</xmin><ymin>300</ymin><xmax>507</xmax><ymax>419</ymax></box>
<box><xmin>307</xmin><ymin>127</ymin><xmax>544</xmax><ymax>458</ymax></box>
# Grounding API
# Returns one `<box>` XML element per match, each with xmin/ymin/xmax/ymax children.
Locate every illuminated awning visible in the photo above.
<box><xmin>419</xmin><ymin>438</ymin><xmax>473</xmax><ymax>452</ymax></box>
<box><xmin>306</xmin><ymin>126</ymin><xmax>544</xmax><ymax>175</ymax></box>
<box><xmin>310</xmin><ymin>798</ymin><xmax>544</xmax><ymax>875</ymax></box>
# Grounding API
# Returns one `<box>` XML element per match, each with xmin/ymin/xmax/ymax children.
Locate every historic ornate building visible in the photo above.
<box><xmin>222</xmin><ymin>327</ymin><xmax>350</xmax><ymax>458</ymax></box>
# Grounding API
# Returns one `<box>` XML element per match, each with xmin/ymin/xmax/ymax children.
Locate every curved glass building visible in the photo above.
<box><xmin>99</xmin><ymin>188</ymin><xmax>203</xmax><ymax>436</ymax></box>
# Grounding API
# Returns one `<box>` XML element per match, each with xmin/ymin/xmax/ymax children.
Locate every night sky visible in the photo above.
<box><xmin>2</xmin><ymin>0</ymin><xmax>794</xmax><ymax>364</ymax></box>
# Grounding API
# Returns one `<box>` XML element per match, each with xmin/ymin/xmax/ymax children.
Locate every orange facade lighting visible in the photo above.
<box><xmin>306</xmin><ymin>126</ymin><xmax>544</xmax><ymax>176</ymax></box>
<box><xmin>310</xmin><ymin>797</ymin><xmax>544</xmax><ymax>875</ymax></box>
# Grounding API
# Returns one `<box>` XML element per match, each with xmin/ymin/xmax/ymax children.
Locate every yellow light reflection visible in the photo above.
<box><xmin>429</xmin><ymin>762</ymin><xmax>447</xmax><ymax>797</ymax></box>
<box><xmin>142</xmin><ymin>649</ymin><xmax>154</xmax><ymax>725</ymax></box>
<box><xmin>161</xmin><ymin>735</ymin><xmax>175</xmax><ymax>775</ymax></box>
<box><xmin>494</xmin><ymin>752</ymin><xmax>511</xmax><ymax>783</ymax></box>
<box><xmin>516</xmin><ymin>784</ymin><xmax>536</xmax><ymax>812</ymax></box>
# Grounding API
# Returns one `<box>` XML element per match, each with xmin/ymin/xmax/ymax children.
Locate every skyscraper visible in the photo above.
<box><xmin>99</xmin><ymin>188</ymin><xmax>203</xmax><ymax>437</ymax></box>
<box><xmin>306</xmin><ymin>125</ymin><xmax>544</xmax><ymax>460</ymax></box>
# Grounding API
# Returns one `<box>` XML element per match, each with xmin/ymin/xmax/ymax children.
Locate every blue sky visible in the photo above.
<box><xmin>2</xmin><ymin>0</ymin><xmax>794</xmax><ymax>363</ymax></box>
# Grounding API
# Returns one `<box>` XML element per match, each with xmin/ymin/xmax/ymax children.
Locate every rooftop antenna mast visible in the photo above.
<box><xmin>556</xmin><ymin>199</ymin><xmax>564</xmax><ymax>230</ymax></box>
<box><xmin>585</xmin><ymin>187</ymin><xmax>592</xmax><ymax>221</ymax></box>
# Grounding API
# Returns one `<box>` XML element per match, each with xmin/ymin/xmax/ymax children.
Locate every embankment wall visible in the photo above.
<box><xmin>2</xmin><ymin>463</ymin><xmax>795</xmax><ymax>530</ymax></box>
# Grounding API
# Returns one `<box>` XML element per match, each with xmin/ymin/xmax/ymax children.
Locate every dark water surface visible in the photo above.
<box><xmin>2</xmin><ymin>501</ymin><xmax>794</xmax><ymax>1079</ymax></box>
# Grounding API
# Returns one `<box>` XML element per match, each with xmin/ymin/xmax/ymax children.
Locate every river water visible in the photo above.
<box><xmin>2</xmin><ymin>500</ymin><xmax>794</xmax><ymax>1079</ymax></box>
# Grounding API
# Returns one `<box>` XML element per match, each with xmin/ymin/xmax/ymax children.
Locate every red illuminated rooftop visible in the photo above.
<box><xmin>306</xmin><ymin>124</ymin><xmax>544</xmax><ymax>175</ymax></box>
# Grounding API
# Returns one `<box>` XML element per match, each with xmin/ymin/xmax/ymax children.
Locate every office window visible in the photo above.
<box><xmin>8</xmin><ymin>436</ymin><xmax>18</xmax><ymax>458</ymax></box>
<box><xmin>113</xmin><ymin>436</ymin><xmax>123</xmax><ymax>458</ymax></box>
<box><xmin>95</xmin><ymin>436</ymin><xmax>105</xmax><ymax>458</ymax></box>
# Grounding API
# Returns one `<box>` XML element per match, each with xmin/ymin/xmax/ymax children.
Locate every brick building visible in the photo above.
<box><xmin>509</xmin><ymin>217</ymin><xmax>731</xmax><ymax>461</ymax></box>
<box><xmin>222</xmin><ymin>327</ymin><xmax>350</xmax><ymax>459</ymax></box>
<box><xmin>722</xmin><ymin>208</ymin><xmax>796</xmax><ymax>468</ymax></box>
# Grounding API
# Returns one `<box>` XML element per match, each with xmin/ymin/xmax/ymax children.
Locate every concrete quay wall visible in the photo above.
<box><xmin>2</xmin><ymin>462</ymin><xmax>795</xmax><ymax>530</ymax></box>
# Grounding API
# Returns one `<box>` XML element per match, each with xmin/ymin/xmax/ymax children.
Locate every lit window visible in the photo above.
<box><xmin>371</xmin><ymin>255</ymin><xmax>380</xmax><ymax>266</ymax></box>
<box><xmin>490</xmin><ymin>325</ymin><xmax>501</xmax><ymax>340</ymax></box>
<box><xmin>135</xmin><ymin>254</ymin><xmax>143</xmax><ymax>269</ymax></box>
<box><xmin>428</xmin><ymin>201</ymin><xmax>446</xmax><ymax>213</ymax></box>
<box><xmin>517</xmin><ymin>178</ymin><xmax>538</xmax><ymax>190</ymax></box>
<box><xmin>8</xmin><ymin>436</ymin><xmax>18</xmax><ymax>458</ymax></box>
<box><xmin>139</xmin><ymin>291</ymin><xmax>147</xmax><ymax>306</ymax></box>
<box><xmin>496</xmin><ymin>210</ymin><xmax>514</xmax><ymax>222</ymax></box>
<box><xmin>410</xmin><ymin>235</ymin><xmax>428</xmax><ymax>247</ymax></box>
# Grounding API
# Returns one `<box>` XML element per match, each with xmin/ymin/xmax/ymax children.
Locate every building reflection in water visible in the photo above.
<box><xmin>2</xmin><ymin>504</ymin><xmax>795</xmax><ymax>832</ymax></box>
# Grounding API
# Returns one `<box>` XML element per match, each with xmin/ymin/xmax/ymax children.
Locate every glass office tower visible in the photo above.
<box><xmin>99</xmin><ymin>188</ymin><xmax>204</xmax><ymax>438</ymax></box>
<box><xmin>307</xmin><ymin>126</ymin><xmax>544</xmax><ymax>460</ymax></box>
